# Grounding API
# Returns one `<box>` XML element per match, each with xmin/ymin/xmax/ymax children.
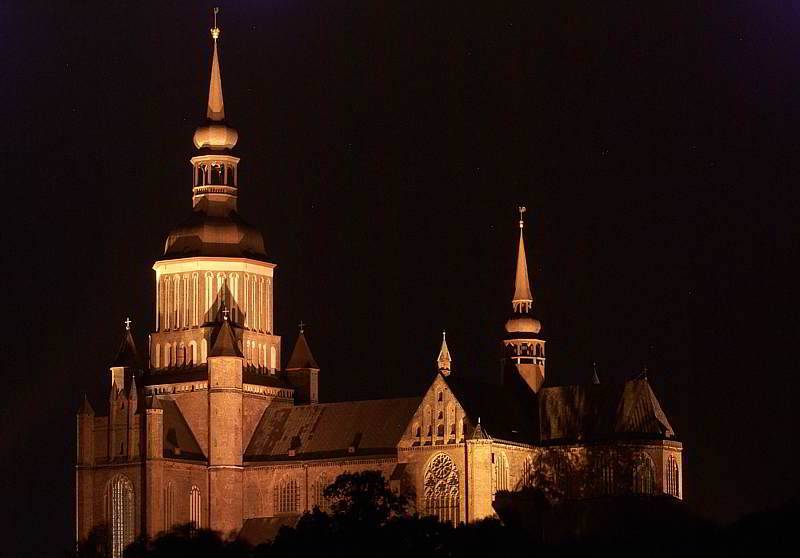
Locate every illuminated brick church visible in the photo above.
<box><xmin>75</xmin><ymin>16</ymin><xmax>683</xmax><ymax>556</ymax></box>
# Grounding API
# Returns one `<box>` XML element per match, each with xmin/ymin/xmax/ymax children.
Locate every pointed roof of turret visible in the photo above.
<box><xmin>286</xmin><ymin>325</ymin><xmax>319</xmax><ymax>370</ymax></box>
<box><xmin>207</xmin><ymin>8</ymin><xmax>225</xmax><ymax>121</ymax></box>
<box><xmin>437</xmin><ymin>331</ymin><xmax>452</xmax><ymax>375</ymax></box>
<box><xmin>209</xmin><ymin>311</ymin><xmax>243</xmax><ymax>358</ymax></box>
<box><xmin>111</xmin><ymin>320</ymin><xmax>140</xmax><ymax>368</ymax></box>
<box><xmin>471</xmin><ymin>417</ymin><xmax>491</xmax><ymax>440</ymax></box>
<box><xmin>512</xmin><ymin>206</ymin><xmax>533</xmax><ymax>311</ymax></box>
<box><xmin>77</xmin><ymin>394</ymin><xmax>94</xmax><ymax>416</ymax></box>
<box><xmin>145</xmin><ymin>396</ymin><xmax>162</xmax><ymax>410</ymax></box>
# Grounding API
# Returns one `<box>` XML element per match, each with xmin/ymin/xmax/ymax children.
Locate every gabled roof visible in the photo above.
<box><xmin>537</xmin><ymin>379</ymin><xmax>675</xmax><ymax>443</ymax></box>
<box><xmin>209</xmin><ymin>319</ymin><xmax>243</xmax><ymax>358</ymax></box>
<box><xmin>112</xmin><ymin>330</ymin><xmax>140</xmax><ymax>368</ymax></box>
<box><xmin>245</xmin><ymin>397</ymin><xmax>421</xmax><ymax>461</ymax></box>
<box><xmin>159</xmin><ymin>398</ymin><xmax>206</xmax><ymax>460</ymax></box>
<box><xmin>286</xmin><ymin>331</ymin><xmax>318</xmax><ymax>369</ymax></box>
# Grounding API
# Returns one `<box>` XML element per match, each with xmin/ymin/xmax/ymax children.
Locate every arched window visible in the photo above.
<box><xmin>189</xmin><ymin>485</ymin><xmax>202</xmax><ymax>528</ymax></box>
<box><xmin>274</xmin><ymin>476</ymin><xmax>298</xmax><ymax>514</ymax></box>
<box><xmin>163</xmin><ymin>482</ymin><xmax>175</xmax><ymax>531</ymax></box>
<box><xmin>270</xmin><ymin>346</ymin><xmax>277</xmax><ymax>372</ymax></box>
<box><xmin>106</xmin><ymin>475</ymin><xmax>134</xmax><ymax>558</ymax></box>
<box><xmin>312</xmin><ymin>473</ymin><xmax>331</xmax><ymax>513</ymax></box>
<box><xmin>633</xmin><ymin>453</ymin><xmax>656</xmax><ymax>495</ymax></box>
<box><xmin>666</xmin><ymin>454</ymin><xmax>680</xmax><ymax>497</ymax></box>
<box><xmin>599</xmin><ymin>452</ymin><xmax>615</xmax><ymax>496</ymax></box>
<box><xmin>164</xmin><ymin>276</ymin><xmax>172</xmax><ymax>330</ymax></box>
<box><xmin>437</xmin><ymin>424</ymin><xmax>445</xmax><ymax>437</ymax></box>
<box><xmin>243</xmin><ymin>274</ymin><xmax>250</xmax><ymax>328</ymax></box>
<box><xmin>200</xmin><ymin>339</ymin><xmax>208</xmax><ymax>363</ymax></box>
<box><xmin>229</xmin><ymin>273</ymin><xmax>239</xmax><ymax>322</ymax></box>
<box><xmin>494</xmin><ymin>451</ymin><xmax>509</xmax><ymax>495</ymax></box>
<box><xmin>191</xmin><ymin>273</ymin><xmax>199</xmax><ymax>326</ymax></box>
<box><xmin>182</xmin><ymin>275</ymin><xmax>189</xmax><ymax>328</ymax></box>
<box><xmin>424</xmin><ymin>453</ymin><xmax>460</xmax><ymax>525</ymax></box>
<box><xmin>154</xmin><ymin>344</ymin><xmax>160</xmax><ymax>368</ymax></box>
<box><xmin>173</xmin><ymin>275</ymin><xmax>180</xmax><ymax>329</ymax></box>
<box><xmin>266</xmin><ymin>278</ymin><xmax>272</xmax><ymax>332</ymax></box>
<box><xmin>204</xmin><ymin>272</ymin><xmax>214</xmax><ymax>321</ymax></box>
<box><xmin>188</xmin><ymin>341</ymin><xmax>197</xmax><ymax>366</ymax></box>
<box><xmin>177</xmin><ymin>342</ymin><xmax>185</xmax><ymax>367</ymax></box>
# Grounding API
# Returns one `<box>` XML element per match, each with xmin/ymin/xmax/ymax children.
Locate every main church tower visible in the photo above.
<box><xmin>150</xmin><ymin>15</ymin><xmax>280</xmax><ymax>375</ymax></box>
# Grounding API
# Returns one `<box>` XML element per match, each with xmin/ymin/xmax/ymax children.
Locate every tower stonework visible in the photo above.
<box><xmin>75</xmin><ymin>12</ymin><xmax>683</xmax><ymax>554</ymax></box>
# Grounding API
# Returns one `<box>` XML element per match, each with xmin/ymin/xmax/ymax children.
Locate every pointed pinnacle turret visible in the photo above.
<box><xmin>287</xmin><ymin>326</ymin><xmax>319</xmax><ymax>370</ymax></box>
<box><xmin>437</xmin><ymin>331</ymin><xmax>452</xmax><ymax>376</ymax></box>
<box><xmin>512</xmin><ymin>206</ymin><xmax>533</xmax><ymax>313</ymax></box>
<box><xmin>207</xmin><ymin>8</ymin><xmax>225</xmax><ymax>121</ymax></box>
<box><xmin>77</xmin><ymin>394</ymin><xmax>95</xmax><ymax>416</ymax></box>
<box><xmin>209</xmin><ymin>317</ymin><xmax>243</xmax><ymax>358</ymax></box>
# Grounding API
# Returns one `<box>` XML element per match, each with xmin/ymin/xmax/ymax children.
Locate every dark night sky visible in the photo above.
<box><xmin>1</xmin><ymin>1</ymin><xmax>798</xmax><ymax>555</ymax></box>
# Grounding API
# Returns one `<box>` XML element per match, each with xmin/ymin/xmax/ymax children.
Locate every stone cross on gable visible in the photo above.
<box><xmin>124</xmin><ymin>317</ymin><xmax>132</xmax><ymax>331</ymax></box>
<box><xmin>298</xmin><ymin>320</ymin><xmax>306</xmax><ymax>334</ymax></box>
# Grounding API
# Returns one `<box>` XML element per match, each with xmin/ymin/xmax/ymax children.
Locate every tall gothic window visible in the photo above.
<box><xmin>107</xmin><ymin>475</ymin><xmax>134</xmax><ymax>558</ymax></box>
<box><xmin>666</xmin><ymin>454</ymin><xmax>680</xmax><ymax>497</ymax></box>
<box><xmin>205</xmin><ymin>272</ymin><xmax>214</xmax><ymax>321</ymax></box>
<box><xmin>493</xmin><ymin>451</ymin><xmax>509</xmax><ymax>496</ymax></box>
<box><xmin>163</xmin><ymin>482</ymin><xmax>175</xmax><ymax>531</ymax></box>
<box><xmin>424</xmin><ymin>453</ymin><xmax>460</xmax><ymax>525</ymax></box>
<box><xmin>189</xmin><ymin>485</ymin><xmax>202</xmax><ymax>528</ymax></box>
<box><xmin>598</xmin><ymin>452</ymin><xmax>615</xmax><ymax>496</ymax></box>
<box><xmin>274</xmin><ymin>476</ymin><xmax>299</xmax><ymax>514</ymax></box>
<box><xmin>633</xmin><ymin>453</ymin><xmax>656</xmax><ymax>495</ymax></box>
<box><xmin>312</xmin><ymin>473</ymin><xmax>331</xmax><ymax>513</ymax></box>
<box><xmin>270</xmin><ymin>346</ymin><xmax>277</xmax><ymax>372</ymax></box>
<box><xmin>191</xmin><ymin>272</ymin><xmax>199</xmax><ymax>326</ymax></box>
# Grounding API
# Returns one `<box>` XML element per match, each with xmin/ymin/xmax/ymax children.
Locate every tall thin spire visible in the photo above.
<box><xmin>512</xmin><ymin>206</ymin><xmax>533</xmax><ymax>312</ymax></box>
<box><xmin>207</xmin><ymin>7</ymin><xmax>225</xmax><ymax>122</ymax></box>
<box><xmin>437</xmin><ymin>331</ymin><xmax>452</xmax><ymax>376</ymax></box>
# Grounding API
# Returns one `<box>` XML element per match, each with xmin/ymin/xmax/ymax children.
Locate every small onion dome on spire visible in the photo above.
<box><xmin>437</xmin><ymin>331</ymin><xmax>452</xmax><ymax>375</ymax></box>
<box><xmin>193</xmin><ymin>8</ymin><xmax>239</xmax><ymax>150</ymax></box>
<box><xmin>505</xmin><ymin>205</ymin><xmax>541</xmax><ymax>334</ymax></box>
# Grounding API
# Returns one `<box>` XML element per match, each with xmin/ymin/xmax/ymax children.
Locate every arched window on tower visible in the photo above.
<box><xmin>424</xmin><ymin>453</ymin><xmax>460</xmax><ymax>525</ymax></box>
<box><xmin>189</xmin><ymin>485</ymin><xmax>202</xmax><ymax>529</ymax></box>
<box><xmin>274</xmin><ymin>476</ymin><xmax>298</xmax><ymax>514</ymax></box>
<box><xmin>632</xmin><ymin>453</ymin><xmax>656</xmax><ymax>495</ymax></box>
<box><xmin>201</xmin><ymin>339</ymin><xmax>208</xmax><ymax>363</ymax></box>
<box><xmin>177</xmin><ymin>342</ymin><xmax>186</xmax><ymax>367</ymax></box>
<box><xmin>243</xmin><ymin>274</ymin><xmax>250</xmax><ymax>328</ymax></box>
<box><xmin>106</xmin><ymin>475</ymin><xmax>134</xmax><ymax>558</ymax></box>
<box><xmin>188</xmin><ymin>341</ymin><xmax>197</xmax><ymax>366</ymax></box>
<box><xmin>154</xmin><ymin>344</ymin><xmax>161</xmax><ymax>369</ymax></box>
<box><xmin>191</xmin><ymin>273</ymin><xmax>199</xmax><ymax>326</ymax></box>
<box><xmin>205</xmin><ymin>272</ymin><xmax>214</xmax><ymax>321</ymax></box>
<box><xmin>270</xmin><ymin>346</ymin><xmax>277</xmax><ymax>372</ymax></box>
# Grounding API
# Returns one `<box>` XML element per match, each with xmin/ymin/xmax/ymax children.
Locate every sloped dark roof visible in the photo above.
<box><xmin>238</xmin><ymin>516</ymin><xmax>300</xmax><ymax>546</ymax></box>
<box><xmin>286</xmin><ymin>331</ymin><xmax>318</xmax><ymax>369</ymax></box>
<box><xmin>245</xmin><ymin>397</ymin><xmax>421</xmax><ymax>461</ymax></box>
<box><xmin>112</xmin><ymin>330</ymin><xmax>141</xmax><ymax>368</ymax></box>
<box><xmin>445</xmin><ymin>374</ymin><xmax>538</xmax><ymax>443</ymax></box>
<box><xmin>163</xmin><ymin>201</ymin><xmax>268</xmax><ymax>261</ymax></box>
<box><xmin>209</xmin><ymin>319</ymin><xmax>243</xmax><ymax>358</ymax></box>
<box><xmin>159</xmin><ymin>398</ymin><xmax>206</xmax><ymax>460</ymax></box>
<box><xmin>537</xmin><ymin>379</ymin><xmax>675</xmax><ymax>443</ymax></box>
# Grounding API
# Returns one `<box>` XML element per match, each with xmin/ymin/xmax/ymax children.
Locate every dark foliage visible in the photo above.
<box><xmin>70</xmin><ymin>473</ymin><xmax>796</xmax><ymax>558</ymax></box>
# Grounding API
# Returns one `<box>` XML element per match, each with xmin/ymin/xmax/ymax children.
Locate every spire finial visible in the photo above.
<box><xmin>124</xmin><ymin>317</ymin><xmax>131</xmax><ymax>331</ymax></box>
<box><xmin>512</xmin><ymin>206</ymin><xmax>533</xmax><ymax>312</ymax></box>
<box><xmin>211</xmin><ymin>7</ymin><xmax>220</xmax><ymax>41</ymax></box>
<box><xmin>298</xmin><ymin>320</ymin><xmax>306</xmax><ymax>334</ymax></box>
<box><xmin>222</xmin><ymin>307</ymin><xmax>230</xmax><ymax>321</ymax></box>
<box><xmin>437</xmin><ymin>330</ymin><xmax>452</xmax><ymax>376</ymax></box>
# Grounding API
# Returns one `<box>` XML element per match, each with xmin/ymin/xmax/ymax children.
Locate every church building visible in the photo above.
<box><xmin>75</xmin><ymin>17</ymin><xmax>682</xmax><ymax>556</ymax></box>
